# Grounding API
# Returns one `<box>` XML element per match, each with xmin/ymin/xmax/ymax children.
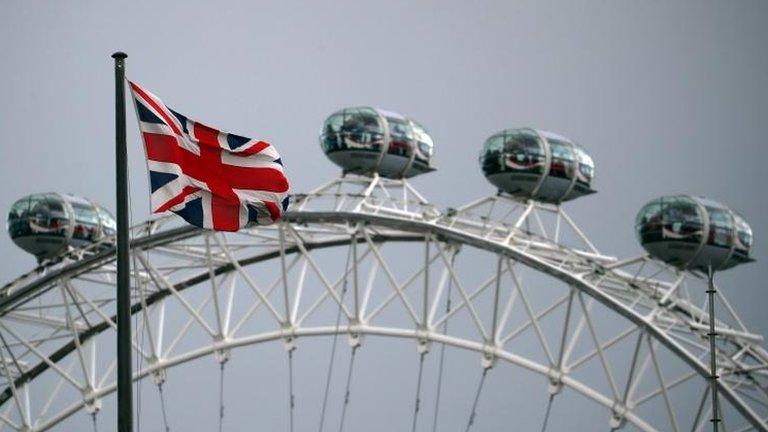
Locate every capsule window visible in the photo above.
<box><xmin>320</xmin><ymin>113</ymin><xmax>345</xmax><ymax>152</ymax></box>
<box><xmin>385</xmin><ymin>117</ymin><xmax>413</xmax><ymax>157</ymax></box>
<box><xmin>7</xmin><ymin>198</ymin><xmax>32</xmax><ymax>238</ymax></box>
<box><xmin>97</xmin><ymin>206</ymin><xmax>117</xmax><ymax>237</ymax></box>
<box><xmin>504</xmin><ymin>131</ymin><xmax>545</xmax><ymax>174</ymax></box>
<box><xmin>479</xmin><ymin>135</ymin><xmax>506</xmax><ymax>174</ymax></box>
<box><xmin>481</xmin><ymin>135</ymin><xmax>504</xmax><ymax>158</ymax></box>
<box><xmin>734</xmin><ymin>215</ymin><xmax>753</xmax><ymax>252</ymax></box>
<box><xmin>573</xmin><ymin>145</ymin><xmax>594</xmax><ymax>185</ymax></box>
<box><xmin>636</xmin><ymin>199</ymin><xmax>663</xmax><ymax>243</ymax></box>
<box><xmin>661</xmin><ymin>196</ymin><xmax>703</xmax><ymax>243</ymax></box>
<box><xmin>547</xmin><ymin>139</ymin><xmax>575</xmax><ymax>180</ymax></box>
<box><xmin>29</xmin><ymin>196</ymin><xmax>66</xmax><ymax>236</ymax></box>
<box><xmin>412</xmin><ymin>123</ymin><xmax>433</xmax><ymax>163</ymax></box>
<box><xmin>71</xmin><ymin>203</ymin><xmax>100</xmax><ymax>241</ymax></box>
<box><xmin>28</xmin><ymin>196</ymin><xmax>56</xmax><ymax>235</ymax></box>
<box><xmin>706</xmin><ymin>206</ymin><xmax>734</xmax><ymax>248</ymax></box>
<box><xmin>321</xmin><ymin>108</ymin><xmax>384</xmax><ymax>153</ymax></box>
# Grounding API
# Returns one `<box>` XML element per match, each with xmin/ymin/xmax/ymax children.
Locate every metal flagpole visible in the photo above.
<box><xmin>112</xmin><ymin>51</ymin><xmax>133</xmax><ymax>432</ymax></box>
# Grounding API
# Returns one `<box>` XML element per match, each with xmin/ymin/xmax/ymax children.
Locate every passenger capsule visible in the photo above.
<box><xmin>320</xmin><ymin>107</ymin><xmax>435</xmax><ymax>178</ymax></box>
<box><xmin>635</xmin><ymin>195</ymin><xmax>754</xmax><ymax>271</ymax></box>
<box><xmin>479</xmin><ymin>128</ymin><xmax>596</xmax><ymax>203</ymax></box>
<box><xmin>7</xmin><ymin>193</ymin><xmax>116</xmax><ymax>260</ymax></box>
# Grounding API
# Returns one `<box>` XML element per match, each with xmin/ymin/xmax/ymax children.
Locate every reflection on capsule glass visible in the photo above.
<box><xmin>479</xmin><ymin>128</ymin><xmax>595</xmax><ymax>203</ymax></box>
<box><xmin>7</xmin><ymin>193</ymin><xmax>116</xmax><ymax>261</ymax></box>
<box><xmin>635</xmin><ymin>195</ymin><xmax>754</xmax><ymax>271</ymax></box>
<box><xmin>320</xmin><ymin>107</ymin><xmax>435</xmax><ymax>178</ymax></box>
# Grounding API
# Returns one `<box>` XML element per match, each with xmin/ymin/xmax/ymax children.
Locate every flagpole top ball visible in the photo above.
<box><xmin>636</xmin><ymin>195</ymin><xmax>754</xmax><ymax>271</ymax></box>
<box><xmin>7</xmin><ymin>193</ymin><xmax>116</xmax><ymax>261</ymax></box>
<box><xmin>320</xmin><ymin>107</ymin><xmax>435</xmax><ymax>179</ymax></box>
<box><xmin>479</xmin><ymin>128</ymin><xmax>595</xmax><ymax>204</ymax></box>
<box><xmin>111</xmin><ymin>52</ymin><xmax>127</xmax><ymax>59</ymax></box>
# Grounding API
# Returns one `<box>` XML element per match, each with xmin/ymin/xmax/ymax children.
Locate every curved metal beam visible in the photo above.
<box><xmin>0</xmin><ymin>210</ymin><xmax>765</xmax><ymax>430</ymax></box>
<box><xmin>33</xmin><ymin>325</ymin><xmax>658</xmax><ymax>432</ymax></box>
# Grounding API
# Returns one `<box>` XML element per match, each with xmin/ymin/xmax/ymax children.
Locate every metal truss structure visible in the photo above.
<box><xmin>0</xmin><ymin>174</ymin><xmax>766</xmax><ymax>431</ymax></box>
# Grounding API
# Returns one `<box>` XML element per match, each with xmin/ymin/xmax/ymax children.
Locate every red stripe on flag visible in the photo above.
<box><xmin>194</xmin><ymin>123</ymin><xmax>242</xmax><ymax>230</ymax></box>
<box><xmin>143</xmin><ymin>133</ymin><xmax>183</xmax><ymax>163</ymax></box>
<box><xmin>223</xmin><ymin>165</ymin><xmax>289</xmax><ymax>193</ymax></box>
<box><xmin>144</xmin><ymin>133</ymin><xmax>208</xmax><ymax>182</ymax></box>
<box><xmin>237</xmin><ymin>141</ymin><xmax>271</xmax><ymax>155</ymax></box>
<box><xmin>210</xmin><ymin>195</ymin><xmax>241</xmax><ymax>231</ymax></box>
<box><xmin>190</xmin><ymin>121</ymin><xmax>221</xmax><ymax>150</ymax></box>
<box><xmin>130</xmin><ymin>82</ymin><xmax>183</xmax><ymax>136</ymax></box>
<box><xmin>155</xmin><ymin>186</ymin><xmax>201</xmax><ymax>213</ymax></box>
<box><xmin>264</xmin><ymin>201</ymin><xmax>281</xmax><ymax>221</ymax></box>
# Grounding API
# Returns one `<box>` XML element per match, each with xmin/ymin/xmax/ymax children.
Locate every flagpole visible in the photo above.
<box><xmin>112</xmin><ymin>51</ymin><xmax>133</xmax><ymax>432</ymax></box>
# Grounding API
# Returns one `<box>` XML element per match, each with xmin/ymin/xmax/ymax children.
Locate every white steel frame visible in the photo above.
<box><xmin>0</xmin><ymin>174</ymin><xmax>765</xmax><ymax>431</ymax></box>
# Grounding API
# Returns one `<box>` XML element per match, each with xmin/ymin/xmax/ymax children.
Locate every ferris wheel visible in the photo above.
<box><xmin>0</xmin><ymin>108</ymin><xmax>764</xmax><ymax>432</ymax></box>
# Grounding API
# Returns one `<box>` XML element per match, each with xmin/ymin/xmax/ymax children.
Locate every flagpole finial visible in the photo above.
<box><xmin>112</xmin><ymin>51</ymin><xmax>128</xmax><ymax>59</ymax></box>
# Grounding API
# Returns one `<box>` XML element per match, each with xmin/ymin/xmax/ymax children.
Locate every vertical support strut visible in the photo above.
<box><xmin>112</xmin><ymin>51</ymin><xmax>132</xmax><ymax>432</ymax></box>
<box><xmin>707</xmin><ymin>265</ymin><xmax>720</xmax><ymax>431</ymax></box>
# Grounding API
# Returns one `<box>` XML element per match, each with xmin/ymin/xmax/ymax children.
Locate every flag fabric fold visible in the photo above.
<box><xmin>129</xmin><ymin>81</ymin><xmax>290</xmax><ymax>231</ymax></box>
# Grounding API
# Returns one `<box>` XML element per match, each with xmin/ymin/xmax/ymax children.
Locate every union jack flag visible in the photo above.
<box><xmin>129</xmin><ymin>81</ymin><xmax>290</xmax><ymax>231</ymax></box>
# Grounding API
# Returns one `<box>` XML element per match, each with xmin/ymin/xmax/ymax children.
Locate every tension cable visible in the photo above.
<box><xmin>337</xmin><ymin>345</ymin><xmax>359</xmax><ymax>432</ymax></box>
<box><xmin>318</xmin><ymin>240</ymin><xmax>354</xmax><ymax>432</ymax></box>
<box><xmin>157</xmin><ymin>382</ymin><xmax>171</xmax><ymax>432</ymax></box>
<box><xmin>540</xmin><ymin>394</ymin><xmax>555</xmax><ymax>432</ymax></box>
<box><xmin>431</xmin><ymin>250</ymin><xmax>456</xmax><ymax>432</ymax></box>
<box><xmin>410</xmin><ymin>352</ymin><xmax>427</xmax><ymax>432</ymax></box>
<box><xmin>218</xmin><ymin>361</ymin><xmax>226</xmax><ymax>432</ymax></box>
<box><xmin>464</xmin><ymin>368</ymin><xmax>489</xmax><ymax>432</ymax></box>
<box><xmin>288</xmin><ymin>349</ymin><xmax>296</xmax><ymax>432</ymax></box>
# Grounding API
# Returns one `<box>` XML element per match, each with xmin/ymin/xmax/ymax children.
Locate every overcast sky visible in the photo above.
<box><xmin>1</xmin><ymin>1</ymin><xmax>767</xmax><ymax>431</ymax></box>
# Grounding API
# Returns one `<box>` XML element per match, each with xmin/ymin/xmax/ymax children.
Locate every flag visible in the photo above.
<box><xmin>129</xmin><ymin>81</ymin><xmax>290</xmax><ymax>231</ymax></box>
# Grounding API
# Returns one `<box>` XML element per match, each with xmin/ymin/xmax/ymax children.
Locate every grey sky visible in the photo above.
<box><xmin>1</xmin><ymin>1</ymin><xmax>767</xmax><ymax>430</ymax></box>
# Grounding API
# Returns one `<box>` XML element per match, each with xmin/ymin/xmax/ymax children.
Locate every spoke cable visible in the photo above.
<box><xmin>464</xmin><ymin>368</ymin><xmax>489</xmax><ymax>432</ymax></box>
<box><xmin>91</xmin><ymin>411</ymin><xmax>98</xmax><ymax>432</ymax></box>
<box><xmin>540</xmin><ymin>394</ymin><xmax>555</xmax><ymax>432</ymax></box>
<box><xmin>288</xmin><ymin>349</ymin><xmax>296</xmax><ymax>432</ymax></box>
<box><xmin>337</xmin><ymin>345</ymin><xmax>359</xmax><ymax>432</ymax></box>
<box><xmin>157</xmin><ymin>382</ymin><xmax>171</xmax><ymax>432</ymax></box>
<box><xmin>431</xmin><ymin>251</ymin><xmax>456</xmax><ymax>432</ymax></box>
<box><xmin>410</xmin><ymin>352</ymin><xmax>427</xmax><ymax>432</ymax></box>
<box><xmin>318</xmin><ymin>240</ymin><xmax>354</xmax><ymax>432</ymax></box>
<box><xmin>541</xmin><ymin>289</ymin><xmax>575</xmax><ymax>432</ymax></box>
<box><xmin>218</xmin><ymin>361</ymin><xmax>226</xmax><ymax>432</ymax></box>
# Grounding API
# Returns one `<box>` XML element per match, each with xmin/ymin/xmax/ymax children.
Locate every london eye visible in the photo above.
<box><xmin>0</xmin><ymin>108</ymin><xmax>764</xmax><ymax>432</ymax></box>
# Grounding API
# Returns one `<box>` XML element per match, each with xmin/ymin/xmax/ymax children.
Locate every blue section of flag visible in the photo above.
<box><xmin>149</xmin><ymin>171</ymin><xmax>179</xmax><ymax>193</ymax></box>
<box><xmin>226</xmin><ymin>133</ymin><xmax>250</xmax><ymax>150</ymax></box>
<box><xmin>173</xmin><ymin>197</ymin><xmax>204</xmax><ymax>228</ymax></box>
<box><xmin>169</xmin><ymin>109</ymin><xmax>189</xmax><ymax>134</ymax></box>
<box><xmin>273</xmin><ymin>158</ymin><xmax>283</xmax><ymax>166</ymax></box>
<box><xmin>281</xmin><ymin>196</ymin><xmax>290</xmax><ymax>212</ymax></box>
<box><xmin>247</xmin><ymin>204</ymin><xmax>260</xmax><ymax>223</ymax></box>
<box><xmin>136</xmin><ymin>102</ymin><xmax>163</xmax><ymax>124</ymax></box>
